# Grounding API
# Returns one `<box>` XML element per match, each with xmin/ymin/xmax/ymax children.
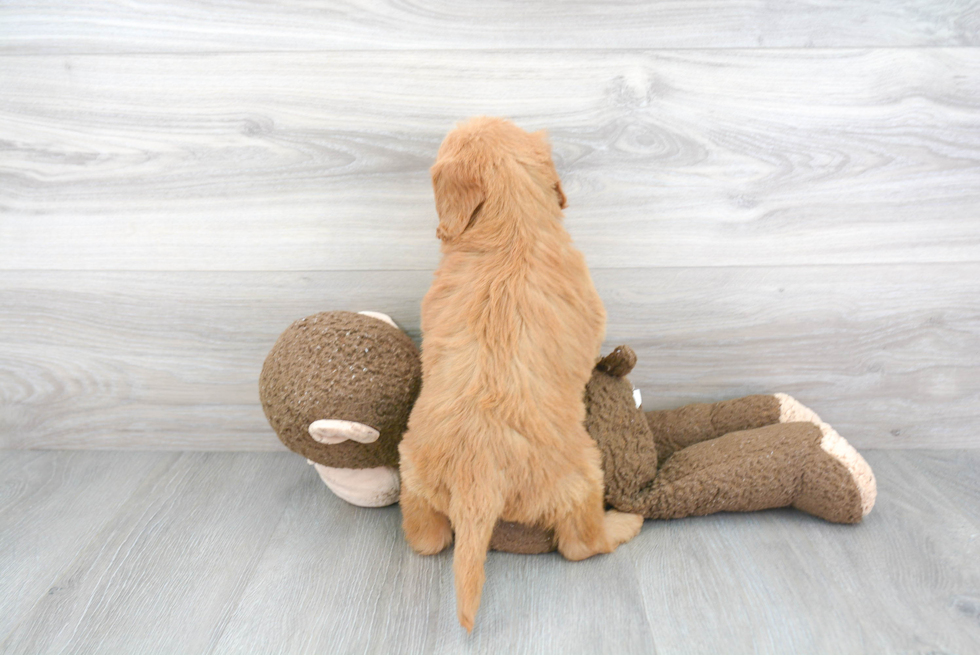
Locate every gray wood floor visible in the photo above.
<box><xmin>1</xmin><ymin>449</ymin><xmax>978</xmax><ymax>654</ymax></box>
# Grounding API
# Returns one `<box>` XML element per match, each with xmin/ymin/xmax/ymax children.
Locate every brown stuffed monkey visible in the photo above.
<box><xmin>259</xmin><ymin>311</ymin><xmax>876</xmax><ymax>554</ymax></box>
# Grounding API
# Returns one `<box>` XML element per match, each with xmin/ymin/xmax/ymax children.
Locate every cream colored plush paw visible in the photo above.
<box><xmin>775</xmin><ymin>393</ymin><xmax>877</xmax><ymax>517</ymax></box>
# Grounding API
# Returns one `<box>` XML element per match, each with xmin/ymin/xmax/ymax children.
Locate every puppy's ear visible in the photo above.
<box><xmin>431</xmin><ymin>157</ymin><xmax>485</xmax><ymax>242</ymax></box>
<box><xmin>532</xmin><ymin>130</ymin><xmax>567</xmax><ymax>210</ymax></box>
<box><xmin>554</xmin><ymin>179</ymin><xmax>567</xmax><ymax>209</ymax></box>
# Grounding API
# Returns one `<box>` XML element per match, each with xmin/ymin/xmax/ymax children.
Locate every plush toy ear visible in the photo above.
<box><xmin>596</xmin><ymin>345</ymin><xmax>637</xmax><ymax>378</ymax></box>
<box><xmin>432</xmin><ymin>156</ymin><xmax>485</xmax><ymax>242</ymax></box>
<box><xmin>308</xmin><ymin>419</ymin><xmax>380</xmax><ymax>445</ymax></box>
<box><xmin>357</xmin><ymin>310</ymin><xmax>398</xmax><ymax>329</ymax></box>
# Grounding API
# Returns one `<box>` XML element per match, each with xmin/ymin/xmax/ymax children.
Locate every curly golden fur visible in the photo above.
<box><xmin>398</xmin><ymin>117</ymin><xmax>643</xmax><ymax>632</ymax></box>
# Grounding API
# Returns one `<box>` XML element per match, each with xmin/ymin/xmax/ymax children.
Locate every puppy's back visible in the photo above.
<box><xmin>402</xmin><ymin>117</ymin><xmax>610</xmax><ymax>631</ymax></box>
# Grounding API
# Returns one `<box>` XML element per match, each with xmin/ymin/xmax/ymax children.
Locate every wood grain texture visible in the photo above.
<box><xmin>0</xmin><ymin>451</ymin><xmax>301</xmax><ymax>654</ymax></box>
<box><xmin>1</xmin><ymin>450</ymin><xmax>978</xmax><ymax>653</ymax></box>
<box><xmin>0</xmin><ymin>451</ymin><xmax>173</xmax><ymax>638</ymax></box>
<box><xmin>212</xmin><ymin>461</ymin><xmax>655</xmax><ymax>654</ymax></box>
<box><xmin>1</xmin><ymin>1</ymin><xmax>978</xmax><ymax>53</ymax></box>
<box><xmin>2</xmin><ymin>49</ymin><xmax>979</xmax><ymax>271</ymax></box>
<box><xmin>2</xmin><ymin>265</ymin><xmax>977</xmax><ymax>450</ymax></box>
<box><xmin>630</xmin><ymin>449</ymin><xmax>980</xmax><ymax>654</ymax></box>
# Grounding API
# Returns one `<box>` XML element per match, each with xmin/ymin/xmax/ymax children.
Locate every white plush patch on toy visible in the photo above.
<box><xmin>309</xmin><ymin>419</ymin><xmax>380</xmax><ymax>444</ymax></box>
<box><xmin>358</xmin><ymin>311</ymin><xmax>398</xmax><ymax>329</ymax></box>
<box><xmin>313</xmin><ymin>464</ymin><xmax>400</xmax><ymax>507</ymax></box>
<box><xmin>632</xmin><ymin>387</ymin><xmax>642</xmax><ymax>409</ymax></box>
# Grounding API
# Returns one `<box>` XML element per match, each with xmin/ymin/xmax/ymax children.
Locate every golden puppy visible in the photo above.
<box><xmin>399</xmin><ymin>117</ymin><xmax>643</xmax><ymax>632</ymax></box>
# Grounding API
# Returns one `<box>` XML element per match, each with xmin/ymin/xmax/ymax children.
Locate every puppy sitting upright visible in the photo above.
<box><xmin>399</xmin><ymin>117</ymin><xmax>643</xmax><ymax>631</ymax></box>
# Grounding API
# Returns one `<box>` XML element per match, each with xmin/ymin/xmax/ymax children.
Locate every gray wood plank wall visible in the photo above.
<box><xmin>1</xmin><ymin>2</ymin><xmax>978</xmax><ymax>449</ymax></box>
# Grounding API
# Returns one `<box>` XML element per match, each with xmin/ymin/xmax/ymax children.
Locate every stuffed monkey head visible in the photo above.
<box><xmin>259</xmin><ymin>311</ymin><xmax>421</xmax><ymax>506</ymax></box>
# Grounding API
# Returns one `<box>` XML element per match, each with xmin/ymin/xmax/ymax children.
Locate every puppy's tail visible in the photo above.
<box><xmin>451</xmin><ymin>499</ymin><xmax>501</xmax><ymax>633</ymax></box>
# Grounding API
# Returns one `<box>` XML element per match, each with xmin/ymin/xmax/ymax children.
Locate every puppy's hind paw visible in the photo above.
<box><xmin>605</xmin><ymin>510</ymin><xmax>643</xmax><ymax>549</ymax></box>
<box><xmin>404</xmin><ymin>511</ymin><xmax>454</xmax><ymax>555</ymax></box>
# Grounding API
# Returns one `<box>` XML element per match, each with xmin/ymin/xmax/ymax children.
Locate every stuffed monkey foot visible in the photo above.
<box><xmin>775</xmin><ymin>393</ymin><xmax>877</xmax><ymax>519</ymax></box>
<box><xmin>633</xmin><ymin>390</ymin><xmax>876</xmax><ymax>523</ymax></box>
<box><xmin>640</xmin><ymin>416</ymin><xmax>875</xmax><ymax>524</ymax></box>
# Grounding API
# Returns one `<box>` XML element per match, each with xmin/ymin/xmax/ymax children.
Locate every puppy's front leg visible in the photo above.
<box><xmin>556</xmin><ymin>503</ymin><xmax>643</xmax><ymax>561</ymax></box>
<box><xmin>554</xmin><ymin>440</ymin><xmax>643</xmax><ymax>560</ymax></box>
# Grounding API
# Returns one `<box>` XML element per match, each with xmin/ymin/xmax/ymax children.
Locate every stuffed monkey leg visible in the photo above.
<box><xmin>623</xmin><ymin>421</ymin><xmax>875</xmax><ymax>523</ymax></box>
<box><xmin>644</xmin><ymin>395</ymin><xmax>783</xmax><ymax>466</ymax></box>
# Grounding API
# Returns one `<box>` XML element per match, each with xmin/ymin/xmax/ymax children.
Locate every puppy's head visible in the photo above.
<box><xmin>431</xmin><ymin>117</ymin><xmax>566</xmax><ymax>243</ymax></box>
